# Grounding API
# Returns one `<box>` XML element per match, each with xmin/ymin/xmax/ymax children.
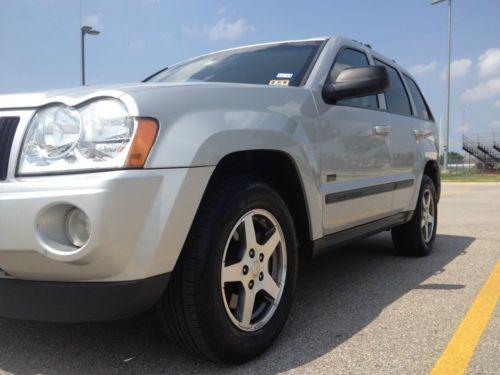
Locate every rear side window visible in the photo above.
<box><xmin>403</xmin><ymin>75</ymin><xmax>433</xmax><ymax>121</ymax></box>
<box><xmin>330</xmin><ymin>48</ymin><xmax>378</xmax><ymax>109</ymax></box>
<box><xmin>375</xmin><ymin>60</ymin><xmax>412</xmax><ymax>116</ymax></box>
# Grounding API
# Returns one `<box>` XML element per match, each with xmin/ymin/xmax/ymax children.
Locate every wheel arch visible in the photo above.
<box><xmin>204</xmin><ymin>149</ymin><xmax>318</xmax><ymax>258</ymax></box>
<box><xmin>424</xmin><ymin>160</ymin><xmax>441</xmax><ymax>201</ymax></box>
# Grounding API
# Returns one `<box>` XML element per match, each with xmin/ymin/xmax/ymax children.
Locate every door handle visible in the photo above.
<box><xmin>374</xmin><ymin>125</ymin><xmax>392</xmax><ymax>136</ymax></box>
<box><xmin>413</xmin><ymin>129</ymin><xmax>433</xmax><ymax>139</ymax></box>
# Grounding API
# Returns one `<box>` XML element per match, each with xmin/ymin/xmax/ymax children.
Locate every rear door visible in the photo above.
<box><xmin>373</xmin><ymin>59</ymin><xmax>419</xmax><ymax>211</ymax></box>
<box><xmin>399</xmin><ymin>73</ymin><xmax>437</xmax><ymax>209</ymax></box>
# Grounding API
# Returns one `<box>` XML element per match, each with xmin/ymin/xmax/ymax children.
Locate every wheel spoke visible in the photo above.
<box><xmin>221</xmin><ymin>262</ymin><xmax>244</xmax><ymax>283</ymax></box>
<box><xmin>243</xmin><ymin>214</ymin><xmax>257</xmax><ymax>250</ymax></box>
<box><xmin>240</xmin><ymin>288</ymin><xmax>256</xmax><ymax>326</ymax></box>
<box><xmin>422</xmin><ymin>194</ymin><xmax>428</xmax><ymax>211</ymax></box>
<box><xmin>424</xmin><ymin>223</ymin><xmax>430</xmax><ymax>241</ymax></box>
<box><xmin>421</xmin><ymin>217</ymin><xmax>426</xmax><ymax>229</ymax></box>
<box><xmin>261</xmin><ymin>274</ymin><xmax>280</xmax><ymax>300</ymax></box>
<box><xmin>261</xmin><ymin>229</ymin><xmax>280</xmax><ymax>259</ymax></box>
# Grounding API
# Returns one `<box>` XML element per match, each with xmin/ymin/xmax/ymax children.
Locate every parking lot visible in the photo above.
<box><xmin>0</xmin><ymin>182</ymin><xmax>498</xmax><ymax>375</ymax></box>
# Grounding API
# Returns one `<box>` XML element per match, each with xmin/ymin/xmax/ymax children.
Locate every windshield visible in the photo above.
<box><xmin>146</xmin><ymin>41</ymin><xmax>324</xmax><ymax>87</ymax></box>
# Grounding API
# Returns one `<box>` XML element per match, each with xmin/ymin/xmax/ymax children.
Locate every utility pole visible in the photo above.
<box><xmin>431</xmin><ymin>0</ymin><xmax>452</xmax><ymax>172</ymax></box>
<box><xmin>81</xmin><ymin>26</ymin><xmax>100</xmax><ymax>85</ymax></box>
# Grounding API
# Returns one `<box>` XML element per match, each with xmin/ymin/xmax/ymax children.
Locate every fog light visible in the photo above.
<box><xmin>64</xmin><ymin>208</ymin><xmax>91</xmax><ymax>247</ymax></box>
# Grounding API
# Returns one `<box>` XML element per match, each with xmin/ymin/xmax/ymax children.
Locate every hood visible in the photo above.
<box><xmin>0</xmin><ymin>81</ymin><xmax>214</xmax><ymax>110</ymax></box>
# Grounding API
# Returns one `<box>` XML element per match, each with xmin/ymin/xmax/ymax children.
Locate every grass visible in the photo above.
<box><xmin>441</xmin><ymin>173</ymin><xmax>500</xmax><ymax>182</ymax></box>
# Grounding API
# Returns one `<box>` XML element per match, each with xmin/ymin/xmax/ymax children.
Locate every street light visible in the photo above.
<box><xmin>81</xmin><ymin>25</ymin><xmax>100</xmax><ymax>86</ymax></box>
<box><xmin>432</xmin><ymin>0</ymin><xmax>452</xmax><ymax>172</ymax></box>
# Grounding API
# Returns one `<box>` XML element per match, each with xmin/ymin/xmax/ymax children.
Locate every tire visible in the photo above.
<box><xmin>157</xmin><ymin>175</ymin><xmax>298</xmax><ymax>364</ymax></box>
<box><xmin>391</xmin><ymin>175</ymin><xmax>438</xmax><ymax>256</ymax></box>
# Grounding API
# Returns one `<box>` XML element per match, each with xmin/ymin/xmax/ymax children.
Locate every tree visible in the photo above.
<box><xmin>440</xmin><ymin>151</ymin><xmax>464</xmax><ymax>165</ymax></box>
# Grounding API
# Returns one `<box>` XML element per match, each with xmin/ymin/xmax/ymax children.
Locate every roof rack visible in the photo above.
<box><xmin>351</xmin><ymin>39</ymin><xmax>372</xmax><ymax>49</ymax></box>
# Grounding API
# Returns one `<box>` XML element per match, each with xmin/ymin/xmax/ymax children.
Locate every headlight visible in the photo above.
<box><xmin>18</xmin><ymin>98</ymin><xmax>158</xmax><ymax>175</ymax></box>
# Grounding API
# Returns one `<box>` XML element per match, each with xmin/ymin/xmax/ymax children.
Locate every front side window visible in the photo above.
<box><xmin>403</xmin><ymin>75</ymin><xmax>433</xmax><ymax>121</ymax></box>
<box><xmin>375</xmin><ymin>60</ymin><xmax>412</xmax><ymax>116</ymax></box>
<box><xmin>329</xmin><ymin>48</ymin><xmax>378</xmax><ymax>109</ymax></box>
<box><xmin>146</xmin><ymin>41</ymin><xmax>323</xmax><ymax>87</ymax></box>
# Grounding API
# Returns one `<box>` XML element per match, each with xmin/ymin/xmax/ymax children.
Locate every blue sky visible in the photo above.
<box><xmin>1</xmin><ymin>0</ymin><xmax>499</xmax><ymax>152</ymax></box>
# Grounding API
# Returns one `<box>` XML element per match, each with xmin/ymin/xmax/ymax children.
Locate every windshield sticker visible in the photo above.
<box><xmin>276</xmin><ymin>73</ymin><xmax>294</xmax><ymax>79</ymax></box>
<box><xmin>269</xmin><ymin>79</ymin><xmax>290</xmax><ymax>86</ymax></box>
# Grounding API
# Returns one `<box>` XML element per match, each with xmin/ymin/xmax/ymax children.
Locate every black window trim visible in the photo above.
<box><xmin>299</xmin><ymin>38</ymin><xmax>330</xmax><ymax>86</ymax></box>
<box><xmin>402</xmin><ymin>73</ymin><xmax>435</xmax><ymax>122</ymax></box>
<box><xmin>373</xmin><ymin>58</ymin><xmax>414</xmax><ymax>118</ymax></box>
<box><xmin>322</xmin><ymin>46</ymin><xmax>381</xmax><ymax>111</ymax></box>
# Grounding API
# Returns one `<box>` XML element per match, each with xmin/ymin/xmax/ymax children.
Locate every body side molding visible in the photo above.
<box><xmin>325</xmin><ymin>179</ymin><xmax>414</xmax><ymax>204</ymax></box>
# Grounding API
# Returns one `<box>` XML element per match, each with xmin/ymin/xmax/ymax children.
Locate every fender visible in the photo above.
<box><xmin>122</xmin><ymin>83</ymin><xmax>325</xmax><ymax>240</ymax></box>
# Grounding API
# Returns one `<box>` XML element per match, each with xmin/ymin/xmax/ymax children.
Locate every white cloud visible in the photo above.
<box><xmin>461</xmin><ymin>78</ymin><xmax>500</xmax><ymax>101</ymax></box>
<box><xmin>205</xmin><ymin>18</ymin><xmax>255</xmax><ymax>41</ymax></box>
<box><xmin>494</xmin><ymin>100</ymin><xmax>500</xmax><ymax>108</ymax></box>
<box><xmin>217</xmin><ymin>6</ymin><xmax>227</xmax><ymax>16</ymax></box>
<box><xmin>478</xmin><ymin>48</ymin><xmax>500</xmax><ymax>78</ymax></box>
<box><xmin>181</xmin><ymin>26</ymin><xmax>199</xmax><ymax>37</ymax></box>
<box><xmin>82</xmin><ymin>13</ymin><xmax>103</xmax><ymax>30</ymax></box>
<box><xmin>489</xmin><ymin>120</ymin><xmax>500</xmax><ymax>129</ymax></box>
<box><xmin>441</xmin><ymin>58</ymin><xmax>472</xmax><ymax>80</ymax></box>
<box><xmin>408</xmin><ymin>62</ymin><xmax>437</xmax><ymax>76</ymax></box>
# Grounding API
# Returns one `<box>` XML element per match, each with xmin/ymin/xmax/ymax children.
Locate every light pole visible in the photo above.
<box><xmin>432</xmin><ymin>0</ymin><xmax>452</xmax><ymax>172</ymax></box>
<box><xmin>81</xmin><ymin>25</ymin><xmax>100</xmax><ymax>86</ymax></box>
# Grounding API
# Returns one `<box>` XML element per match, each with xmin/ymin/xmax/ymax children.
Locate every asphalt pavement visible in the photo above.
<box><xmin>0</xmin><ymin>182</ymin><xmax>498</xmax><ymax>374</ymax></box>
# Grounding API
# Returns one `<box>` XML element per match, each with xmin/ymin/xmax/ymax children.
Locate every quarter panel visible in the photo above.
<box><xmin>411</xmin><ymin>125</ymin><xmax>439</xmax><ymax>209</ymax></box>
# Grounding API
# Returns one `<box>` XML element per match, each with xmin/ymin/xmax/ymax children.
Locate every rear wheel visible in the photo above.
<box><xmin>157</xmin><ymin>175</ymin><xmax>298</xmax><ymax>364</ymax></box>
<box><xmin>392</xmin><ymin>175</ymin><xmax>437</xmax><ymax>256</ymax></box>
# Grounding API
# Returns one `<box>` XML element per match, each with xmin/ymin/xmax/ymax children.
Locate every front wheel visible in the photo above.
<box><xmin>157</xmin><ymin>176</ymin><xmax>298</xmax><ymax>364</ymax></box>
<box><xmin>392</xmin><ymin>175</ymin><xmax>438</xmax><ymax>256</ymax></box>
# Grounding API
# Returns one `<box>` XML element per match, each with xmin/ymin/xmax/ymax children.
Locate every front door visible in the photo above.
<box><xmin>315</xmin><ymin>48</ymin><xmax>394</xmax><ymax>235</ymax></box>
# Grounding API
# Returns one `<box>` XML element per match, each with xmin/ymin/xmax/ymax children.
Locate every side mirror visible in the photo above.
<box><xmin>322</xmin><ymin>66</ymin><xmax>390</xmax><ymax>104</ymax></box>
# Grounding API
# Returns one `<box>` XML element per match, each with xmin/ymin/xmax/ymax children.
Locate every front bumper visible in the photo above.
<box><xmin>0</xmin><ymin>272</ymin><xmax>170</xmax><ymax>322</ymax></box>
<box><xmin>0</xmin><ymin>167</ymin><xmax>214</xmax><ymax>282</ymax></box>
<box><xmin>0</xmin><ymin>106</ymin><xmax>214</xmax><ymax>322</ymax></box>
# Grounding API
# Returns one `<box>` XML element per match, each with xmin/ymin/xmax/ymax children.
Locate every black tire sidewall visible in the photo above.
<box><xmin>391</xmin><ymin>174</ymin><xmax>438</xmax><ymax>256</ymax></box>
<box><xmin>196</xmin><ymin>180</ymin><xmax>298</xmax><ymax>362</ymax></box>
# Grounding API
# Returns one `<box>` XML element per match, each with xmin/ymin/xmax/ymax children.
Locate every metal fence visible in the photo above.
<box><xmin>443</xmin><ymin>132</ymin><xmax>500</xmax><ymax>175</ymax></box>
<box><xmin>444</xmin><ymin>155</ymin><xmax>484</xmax><ymax>175</ymax></box>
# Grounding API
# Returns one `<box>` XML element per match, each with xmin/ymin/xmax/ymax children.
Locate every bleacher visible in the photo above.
<box><xmin>462</xmin><ymin>133</ymin><xmax>500</xmax><ymax>171</ymax></box>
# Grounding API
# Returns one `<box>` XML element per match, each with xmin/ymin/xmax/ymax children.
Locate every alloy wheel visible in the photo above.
<box><xmin>220</xmin><ymin>209</ymin><xmax>287</xmax><ymax>332</ymax></box>
<box><xmin>421</xmin><ymin>188</ymin><xmax>435</xmax><ymax>243</ymax></box>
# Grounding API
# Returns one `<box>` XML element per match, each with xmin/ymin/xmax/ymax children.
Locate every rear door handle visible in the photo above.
<box><xmin>374</xmin><ymin>125</ymin><xmax>392</xmax><ymax>136</ymax></box>
<box><xmin>413</xmin><ymin>129</ymin><xmax>433</xmax><ymax>139</ymax></box>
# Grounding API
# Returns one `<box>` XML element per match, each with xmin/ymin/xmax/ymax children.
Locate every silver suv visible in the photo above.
<box><xmin>0</xmin><ymin>37</ymin><xmax>440</xmax><ymax>363</ymax></box>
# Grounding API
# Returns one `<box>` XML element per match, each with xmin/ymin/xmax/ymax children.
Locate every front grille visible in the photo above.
<box><xmin>0</xmin><ymin>117</ymin><xmax>20</xmax><ymax>180</ymax></box>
